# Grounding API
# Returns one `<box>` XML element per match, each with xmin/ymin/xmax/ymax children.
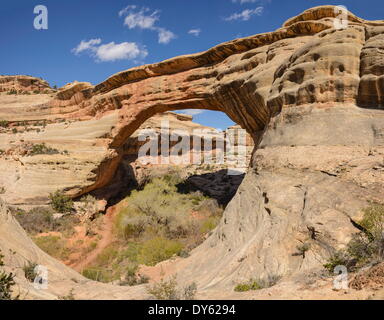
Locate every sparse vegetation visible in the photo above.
<box><xmin>138</xmin><ymin>237</ymin><xmax>183</xmax><ymax>266</ymax></box>
<box><xmin>33</xmin><ymin>235</ymin><xmax>71</xmax><ymax>261</ymax></box>
<box><xmin>30</xmin><ymin>143</ymin><xmax>59</xmax><ymax>156</ymax></box>
<box><xmin>115</xmin><ymin>172</ymin><xmax>222</xmax><ymax>244</ymax></box>
<box><xmin>58</xmin><ymin>289</ymin><xmax>76</xmax><ymax>300</ymax></box>
<box><xmin>296</xmin><ymin>243</ymin><xmax>311</xmax><ymax>258</ymax></box>
<box><xmin>0</xmin><ymin>120</ymin><xmax>9</xmax><ymax>128</ymax></box>
<box><xmin>120</xmin><ymin>265</ymin><xmax>149</xmax><ymax>286</ymax></box>
<box><xmin>234</xmin><ymin>279</ymin><xmax>262</xmax><ymax>292</ymax></box>
<box><xmin>234</xmin><ymin>274</ymin><xmax>281</xmax><ymax>292</ymax></box>
<box><xmin>147</xmin><ymin>276</ymin><xmax>197</xmax><ymax>300</ymax></box>
<box><xmin>49</xmin><ymin>190</ymin><xmax>74</xmax><ymax>213</ymax></box>
<box><xmin>82</xmin><ymin>171</ymin><xmax>224</xmax><ymax>284</ymax></box>
<box><xmin>12</xmin><ymin>206</ymin><xmax>78</xmax><ymax>236</ymax></box>
<box><xmin>23</xmin><ymin>261</ymin><xmax>38</xmax><ymax>282</ymax></box>
<box><xmin>0</xmin><ymin>250</ymin><xmax>18</xmax><ymax>300</ymax></box>
<box><xmin>324</xmin><ymin>204</ymin><xmax>384</xmax><ymax>273</ymax></box>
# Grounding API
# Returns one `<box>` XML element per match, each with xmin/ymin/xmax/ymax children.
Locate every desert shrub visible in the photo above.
<box><xmin>0</xmin><ymin>250</ymin><xmax>18</xmax><ymax>300</ymax></box>
<box><xmin>259</xmin><ymin>274</ymin><xmax>282</xmax><ymax>288</ymax></box>
<box><xmin>82</xmin><ymin>268</ymin><xmax>105</xmax><ymax>282</ymax></box>
<box><xmin>138</xmin><ymin>237</ymin><xmax>183</xmax><ymax>266</ymax></box>
<box><xmin>0</xmin><ymin>120</ymin><xmax>9</xmax><ymax>128</ymax></box>
<box><xmin>12</xmin><ymin>128</ymin><xmax>17</xmax><ymax>134</ymax></box>
<box><xmin>296</xmin><ymin>243</ymin><xmax>311</xmax><ymax>258</ymax></box>
<box><xmin>14</xmin><ymin>207</ymin><xmax>78</xmax><ymax>235</ymax></box>
<box><xmin>234</xmin><ymin>279</ymin><xmax>262</xmax><ymax>292</ymax></box>
<box><xmin>30</xmin><ymin>143</ymin><xmax>59</xmax><ymax>156</ymax></box>
<box><xmin>147</xmin><ymin>276</ymin><xmax>196</xmax><ymax>300</ymax></box>
<box><xmin>120</xmin><ymin>265</ymin><xmax>149</xmax><ymax>286</ymax></box>
<box><xmin>183</xmin><ymin>282</ymin><xmax>197</xmax><ymax>300</ymax></box>
<box><xmin>147</xmin><ymin>276</ymin><xmax>179</xmax><ymax>300</ymax></box>
<box><xmin>14</xmin><ymin>207</ymin><xmax>54</xmax><ymax>235</ymax></box>
<box><xmin>116</xmin><ymin>177</ymin><xmax>198</xmax><ymax>239</ymax></box>
<box><xmin>200</xmin><ymin>216</ymin><xmax>221</xmax><ymax>234</ymax></box>
<box><xmin>82</xmin><ymin>243</ymin><xmax>143</xmax><ymax>283</ymax></box>
<box><xmin>23</xmin><ymin>261</ymin><xmax>38</xmax><ymax>282</ymax></box>
<box><xmin>324</xmin><ymin>250</ymin><xmax>352</xmax><ymax>273</ymax></box>
<box><xmin>360</xmin><ymin>204</ymin><xmax>384</xmax><ymax>241</ymax></box>
<box><xmin>0</xmin><ymin>187</ymin><xmax>5</xmax><ymax>194</ymax></box>
<box><xmin>82</xmin><ymin>266</ymin><xmax>119</xmax><ymax>283</ymax></box>
<box><xmin>324</xmin><ymin>204</ymin><xmax>384</xmax><ymax>273</ymax></box>
<box><xmin>7</xmin><ymin>89</ymin><xmax>17</xmax><ymax>95</ymax></box>
<box><xmin>33</xmin><ymin>236</ymin><xmax>71</xmax><ymax>260</ymax></box>
<box><xmin>116</xmin><ymin>174</ymin><xmax>222</xmax><ymax>241</ymax></box>
<box><xmin>234</xmin><ymin>274</ymin><xmax>281</xmax><ymax>292</ymax></box>
<box><xmin>49</xmin><ymin>190</ymin><xmax>74</xmax><ymax>213</ymax></box>
<box><xmin>58</xmin><ymin>289</ymin><xmax>75</xmax><ymax>300</ymax></box>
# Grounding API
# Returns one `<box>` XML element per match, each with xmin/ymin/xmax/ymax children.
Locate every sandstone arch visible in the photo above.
<box><xmin>1</xmin><ymin>6</ymin><xmax>384</xmax><ymax>298</ymax></box>
<box><xmin>37</xmin><ymin>5</ymin><xmax>384</xmax><ymax>198</ymax></box>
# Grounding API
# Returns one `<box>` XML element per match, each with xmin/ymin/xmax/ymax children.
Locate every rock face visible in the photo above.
<box><xmin>0</xmin><ymin>75</ymin><xmax>52</xmax><ymax>94</ymax></box>
<box><xmin>0</xmin><ymin>5</ymin><xmax>384</xmax><ymax>299</ymax></box>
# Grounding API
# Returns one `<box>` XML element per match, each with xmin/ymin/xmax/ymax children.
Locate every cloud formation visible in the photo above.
<box><xmin>224</xmin><ymin>7</ymin><xmax>264</xmax><ymax>21</ymax></box>
<box><xmin>72</xmin><ymin>39</ymin><xmax>148</xmax><ymax>62</ymax></box>
<box><xmin>188</xmin><ymin>29</ymin><xmax>202</xmax><ymax>37</ymax></box>
<box><xmin>119</xmin><ymin>5</ymin><xmax>176</xmax><ymax>44</ymax></box>
<box><xmin>71</xmin><ymin>39</ymin><xmax>102</xmax><ymax>55</ymax></box>
<box><xmin>180</xmin><ymin>109</ymin><xmax>206</xmax><ymax>116</ymax></box>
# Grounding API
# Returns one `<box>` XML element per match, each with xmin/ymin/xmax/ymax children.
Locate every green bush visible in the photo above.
<box><xmin>147</xmin><ymin>276</ymin><xmax>179</xmax><ymax>300</ymax></box>
<box><xmin>23</xmin><ymin>261</ymin><xmax>38</xmax><ymax>282</ymax></box>
<box><xmin>33</xmin><ymin>236</ymin><xmax>71</xmax><ymax>261</ymax></box>
<box><xmin>82</xmin><ymin>268</ymin><xmax>104</xmax><ymax>282</ymax></box>
<box><xmin>120</xmin><ymin>265</ymin><xmax>149</xmax><ymax>286</ymax></box>
<box><xmin>296</xmin><ymin>243</ymin><xmax>311</xmax><ymax>258</ymax></box>
<box><xmin>138</xmin><ymin>237</ymin><xmax>183</xmax><ymax>266</ymax></box>
<box><xmin>0</xmin><ymin>250</ymin><xmax>18</xmax><ymax>300</ymax></box>
<box><xmin>324</xmin><ymin>204</ymin><xmax>384</xmax><ymax>273</ymax></box>
<box><xmin>0</xmin><ymin>120</ymin><xmax>9</xmax><ymax>128</ymax></box>
<box><xmin>30</xmin><ymin>143</ymin><xmax>59</xmax><ymax>156</ymax></box>
<box><xmin>115</xmin><ymin>174</ymin><xmax>222</xmax><ymax>241</ymax></box>
<box><xmin>234</xmin><ymin>274</ymin><xmax>281</xmax><ymax>292</ymax></box>
<box><xmin>323</xmin><ymin>250</ymin><xmax>352</xmax><ymax>273</ymax></box>
<box><xmin>49</xmin><ymin>191</ymin><xmax>74</xmax><ymax>213</ymax></box>
<box><xmin>234</xmin><ymin>279</ymin><xmax>262</xmax><ymax>292</ymax></box>
<box><xmin>13</xmin><ymin>206</ymin><xmax>78</xmax><ymax>235</ymax></box>
<box><xmin>147</xmin><ymin>276</ymin><xmax>197</xmax><ymax>300</ymax></box>
<box><xmin>360</xmin><ymin>204</ymin><xmax>384</xmax><ymax>240</ymax></box>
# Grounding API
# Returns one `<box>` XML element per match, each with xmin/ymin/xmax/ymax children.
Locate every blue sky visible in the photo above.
<box><xmin>1</xmin><ymin>0</ymin><xmax>384</xmax><ymax>129</ymax></box>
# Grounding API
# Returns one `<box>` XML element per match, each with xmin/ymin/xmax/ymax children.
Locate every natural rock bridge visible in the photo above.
<box><xmin>0</xmin><ymin>6</ymin><xmax>384</xmax><ymax>299</ymax></box>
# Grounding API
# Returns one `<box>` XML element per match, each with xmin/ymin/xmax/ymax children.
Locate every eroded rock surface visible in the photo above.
<box><xmin>1</xmin><ymin>6</ymin><xmax>384</xmax><ymax>299</ymax></box>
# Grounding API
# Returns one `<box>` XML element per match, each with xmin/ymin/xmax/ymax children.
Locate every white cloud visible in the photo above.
<box><xmin>224</xmin><ymin>7</ymin><xmax>264</xmax><ymax>21</ymax></box>
<box><xmin>71</xmin><ymin>39</ymin><xmax>102</xmax><ymax>55</ymax></box>
<box><xmin>119</xmin><ymin>6</ymin><xmax>176</xmax><ymax>45</ymax></box>
<box><xmin>188</xmin><ymin>29</ymin><xmax>201</xmax><ymax>37</ymax></box>
<box><xmin>180</xmin><ymin>109</ymin><xmax>206</xmax><ymax>116</ymax></box>
<box><xmin>158</xmin><ymin>28</ymin><xmax>176</xmax><ymax>44</ymax></box>
<box><xmin>120</xmin><ymin>6</ymin><xmax>159</xmax><ymax>30</ymax></box>
<box><xmin>96</xmin><ymin>42</ymin><xmax>148</xmax><ymax>62</ymax></box>
<box><xmin>72</xmin><ymin>39</ymin><xmax>147</xmax><ymax>62</ymax></box>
